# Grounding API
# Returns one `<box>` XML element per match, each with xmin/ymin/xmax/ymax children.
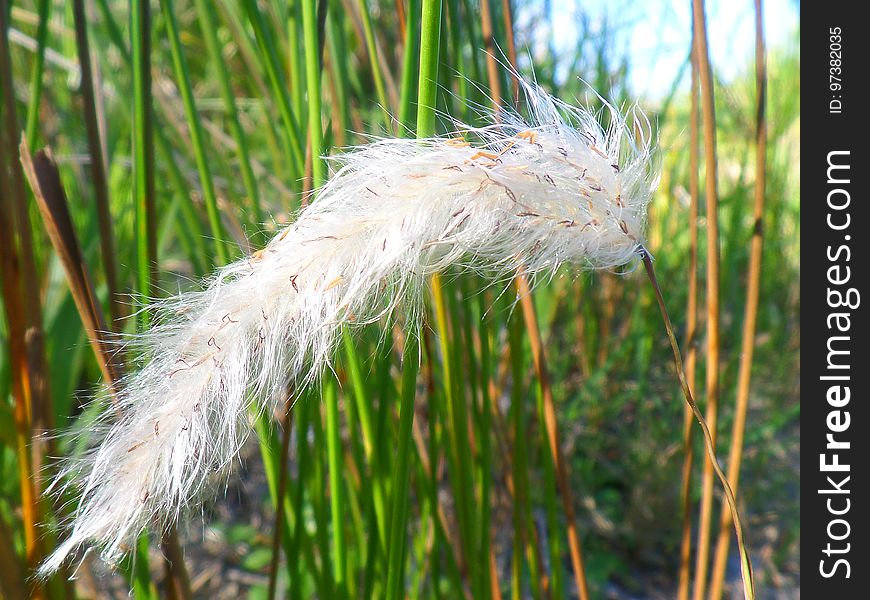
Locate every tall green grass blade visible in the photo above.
<box><xmin>354</xmin><ymin>0</ymin><xmax>391</xmax><ymax>129</ymax></box>
<box><xmin>132</xmin><ymin>0</ymin><xmax>157</xmax><ymax>324</ymax></box>
<box><xmin>416</xmin><ymin>0</ymin><xmax>442</xmax><ymax>138</ymax></box>
<box><xmin>397</xmin><ymin>0</ymin><xmax>421</xmax><ymax>133</ymax></box>
<box><xmin>310</xmin><ymin>396</ymin><xmax>336</xmax><ymax>598</ymax></box>
<box><xmin>24</xmin><ymin>0</ymin><xmax>50</xmax><ymax>148</ymax></box>
<box><xmin>325</xmin><ymin>4</ymin><xmax>351</xmax><ymax>145</ymax></box>
<box><xmin>194</xmin><ymin>0</ymin><xmax>264</xmax><ymax>242</ymax></box>
<box><xmin>343</xmin><ymin>330</ymin><xmax>388</xmax><ymax>549</ymax></box>
<box><xmin>240</xmin><ymin>0</ymin><xmax>305</xmax><ymax>176</ymax></box>
<box><xmin>130</xmin><ymin>0</ymin><xmax>157</xmax><ymax>591</ymax></box>
<box><xmin>287</xmin><ymin>0</ymin><xmax>304</xmax><ymax>119</ymax></box>
<box><xmin>385</xmin><ymin>333</ymin><xmax>420</xmax><ymax>600</ymax></box>
<box><xmin>301</xmin><ymin>0</ymin><xmax>325</xmax><ymax>187</ymax></box>
<box><xmin>476</xmin><ymin>291</ymin><xmax>495</xmax><ymax>600</ymax></box>
<box><xmin>508</xmin><ymin>309</ymin><xmax>525</xmax><ymax>600</ymax></box>
<box><xmin>160</xmin><ymin>0</ymin><xmax>229</xmax><ymax>266</ymax></box>
<box><xmin>325</xmin><ymin>381</ymin><xmax>348</xmax><ymax>598</ymax></box>
<box><xmin>72</xmin><ymin>0</ymin><xmax>122</xmax><ymax>327</ymax></box>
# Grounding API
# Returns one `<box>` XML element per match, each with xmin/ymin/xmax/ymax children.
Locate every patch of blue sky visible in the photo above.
<box><xmin>517</xmin><ymin>0</ymin><xmax>799</xmax><ymax>101</ymax></box>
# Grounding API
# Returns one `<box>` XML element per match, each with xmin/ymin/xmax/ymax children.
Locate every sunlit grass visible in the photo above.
<box><xmin>0</xmin><ymin>1</ymin><xmax>798</xmax><ymax>598</ymax></box>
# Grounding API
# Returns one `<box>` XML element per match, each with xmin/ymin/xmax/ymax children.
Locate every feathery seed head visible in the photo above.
<box><xmin>41</xmin><ymin>77</ymin><xmax>657</xmax><ymax>576</ymax></box>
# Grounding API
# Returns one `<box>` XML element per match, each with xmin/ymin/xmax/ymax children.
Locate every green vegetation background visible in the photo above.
<box><xmin>0</xmin><ymin>0</ymin><xmax>799</xmax><ymax>598</ymax></box>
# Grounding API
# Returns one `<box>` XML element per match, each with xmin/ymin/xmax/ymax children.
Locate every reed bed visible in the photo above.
<box><xmin>0</xmin><ymin>1</ymin><xmax>799</xmax><ymax>598</ymax></box>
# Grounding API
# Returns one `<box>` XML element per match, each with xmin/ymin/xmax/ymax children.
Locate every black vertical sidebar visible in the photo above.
<box><xmin>803</xmin><ymin>3</ymin><xmax>868</xmax><ymax>597</ymax></box>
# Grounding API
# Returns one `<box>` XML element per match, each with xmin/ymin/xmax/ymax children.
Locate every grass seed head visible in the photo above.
<box><xmin>41</xmin><ymin>76</ymin><xmax>657</xmax><ymax>575</ymax></box>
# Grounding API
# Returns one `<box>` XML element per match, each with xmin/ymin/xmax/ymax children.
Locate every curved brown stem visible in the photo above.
<box><xmin>641</xmin><ymin>251</ymin><xmax>755</xmax><ymax>600</ymax></box>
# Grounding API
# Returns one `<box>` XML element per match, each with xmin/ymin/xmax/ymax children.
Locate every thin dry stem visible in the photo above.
<box><xmin>641</xmin><ymin>251</ymin><xmax>754</xmax><ymax>600</ymax></box>
<box><xmin>161</xmin><ymin>524</ymin><xmax>192</xmax><ymax>599</ymax></box>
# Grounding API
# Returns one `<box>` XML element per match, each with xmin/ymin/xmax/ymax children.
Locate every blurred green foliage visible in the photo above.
<box><xmin>0</xmin><ymin>0</ymin><xmax>798</xmax><ymax>597</ymax></box>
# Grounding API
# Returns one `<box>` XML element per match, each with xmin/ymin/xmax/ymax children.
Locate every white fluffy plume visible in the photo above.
<box><xmin>42</xmin><ymin>79</ymin><xmax>656</xmax><ymax>575</ymax></box>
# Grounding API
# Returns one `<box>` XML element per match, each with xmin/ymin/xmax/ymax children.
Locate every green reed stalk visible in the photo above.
<box><xmin>194</xmin><ymin>0</ymin><xmax>264</xmax><ymax>241</ymax></box>
<box><xmin>287</xmin><ymin>1</ymin><xmax>304</xmax><ymax>119</ymax></box>
<box><xmin>310</xmin><ymin>394</ymin><xmax>336</xmax><ymax>598</ymax></box>
<box><xmin>385</xmin><ymin>5</ymin><xmax>442</xmax><ymax>596</ymax></box>
<box><xmin>508</xmin><ymin>310</ymin><xmax>525</xmax><ymax>600</ymax></box>
<box><xmin>152</xmin><ymin>128</ymin><xmax>208</xmax><ymax>274</ymax></box>
<box><xmin>326</xmin><ymin>5</ymin><xmax>351</xmax><ymax>144</ymax></box>
<box><xmin>301</xmin><ymin>0</ymin><xmax>325</xmax><ymax>187</ymax></box>
<box><xmin>397</xmin><ymin>0</ymin><xmax>420</xmax><ymax>132</ymax></box>
<box><xmin>343</xmin><ymin>330</ymin><xmax>389</xmax><ymax>549</ymax></box>
<box><xmin>240</xmin><ymin>0</ymin><xmax>305</xmax><ymax>176</ymax></box>
<box><xmin>419</xmin><ymin>0</ymin><xmax>485</xmax><ymax>585</ymax></box>
<box><xmin>72</xmin><ymin>0</ymin><xmax>123</xmax><ymax>327</ymax></box>
<box><xmin>132</xmin><ymin>0</ymin><xmax>157</xmax><ymax>324</ymax></box>
<box><xmin>24</xmin><ymin>0</ymin><xmax>50</xmax><ymax>148</ymax></box>
<box><xmin>289</xmin><ymin>400</ymin><xmax>314</xmax><ymax>599</ymax></box>
<box><xmin>385</xmin><ymin>333</ymin><xmax>420</xmax><ymax>600</ymax></box>
<box><xmin>130</xmin><ymin>0</ymin><xmax>157</xmax><ymax>592</ymax></box>
<box><xmin>355</xmin><ymin>0</ymin><xmax>391</xmax><ymax>128</ymax></box>
<box><xmin>416</xmin><ymin>0</ymin><xmax>442</xmax><ymax>138</ymax></box>
<box><xmin>325</xmin><ymin>381</ymin><xmax>348</xmax><ymax>598</ymax></box>
<box><xmin>160</xmin><ymin>0</ymin><xmax>229</xmax><ymax>265</ymax></box>
<box><xmin>86</xmin><ymin>0</ymin><xmax>205</xmax><ymax>279</ymax></box>
<box><xmin>267</xmin><ymin>404</ymin><xmax>292</xmax><ymax>600</ymax></box>
<box><xmin>536</xmin><ymin>382</ymin><xmax>565</xmax><ymax>600</ymax></box>
<box><xmin>444</xmin><ymin>282</ymin><xmax>479</xmax><ymax>570</ymax></box>
<box><xmin>443</xmin><ymin>0</ymin><xmax>468</xmax><ymax>115</ymax></box>
<box><xmin>476</xmin><ymin>291</ymin><xmax>498</xmax><ymax>600</ymax></box>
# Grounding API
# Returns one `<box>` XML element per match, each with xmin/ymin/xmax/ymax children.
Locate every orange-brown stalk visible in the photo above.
<box><xmin>677</xmin><ymin>22</ymin><xmax>701</xmax><ymax>600</ymax></box>
<box><xmin>500</xmin><ymin>0</ymin><xmax>519</xmax><ymax>104</ymax></box>
<box><xmin>0</xmin><ymin>166</ymin><xmax>44</xmax><ymax>600</ymax></box>
<box><xmin>485</xmin><ymin>17</ymin><xmax>592</xmax><ymax>597</ymax></box>
<box><xmin>690</xmin><ymin>0</ymin><xmax>722</xmax><ymax>598</ymax></box>
<box><xmin>707</xmin><ymin>0</ymin><xmax>767</xmax><ymax>597</ymax></box>
<box><xmin>517</xmin><ymin>274</ymin><xmax>591</xmax><ymax>600</ymax></box>
<box><xmin>0</xmin><ymin>5</ymin><xmax>49</xmax><ymax>593</ymax></box>
<box><xmin>21</xmin><ymin>147</ymin><xmax>192</xmax><ymax>598</ymax></box>
<box><xmin>480</xmin><ymin>0</ymin><xmax>502</xmax><ymax>108</ymax></box>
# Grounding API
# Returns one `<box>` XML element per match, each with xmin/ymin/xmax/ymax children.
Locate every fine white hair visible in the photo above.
<box><xmin>41</xmin><ymin>77</ymin><xmax>657</xmax><ymax>575</ymax></box>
